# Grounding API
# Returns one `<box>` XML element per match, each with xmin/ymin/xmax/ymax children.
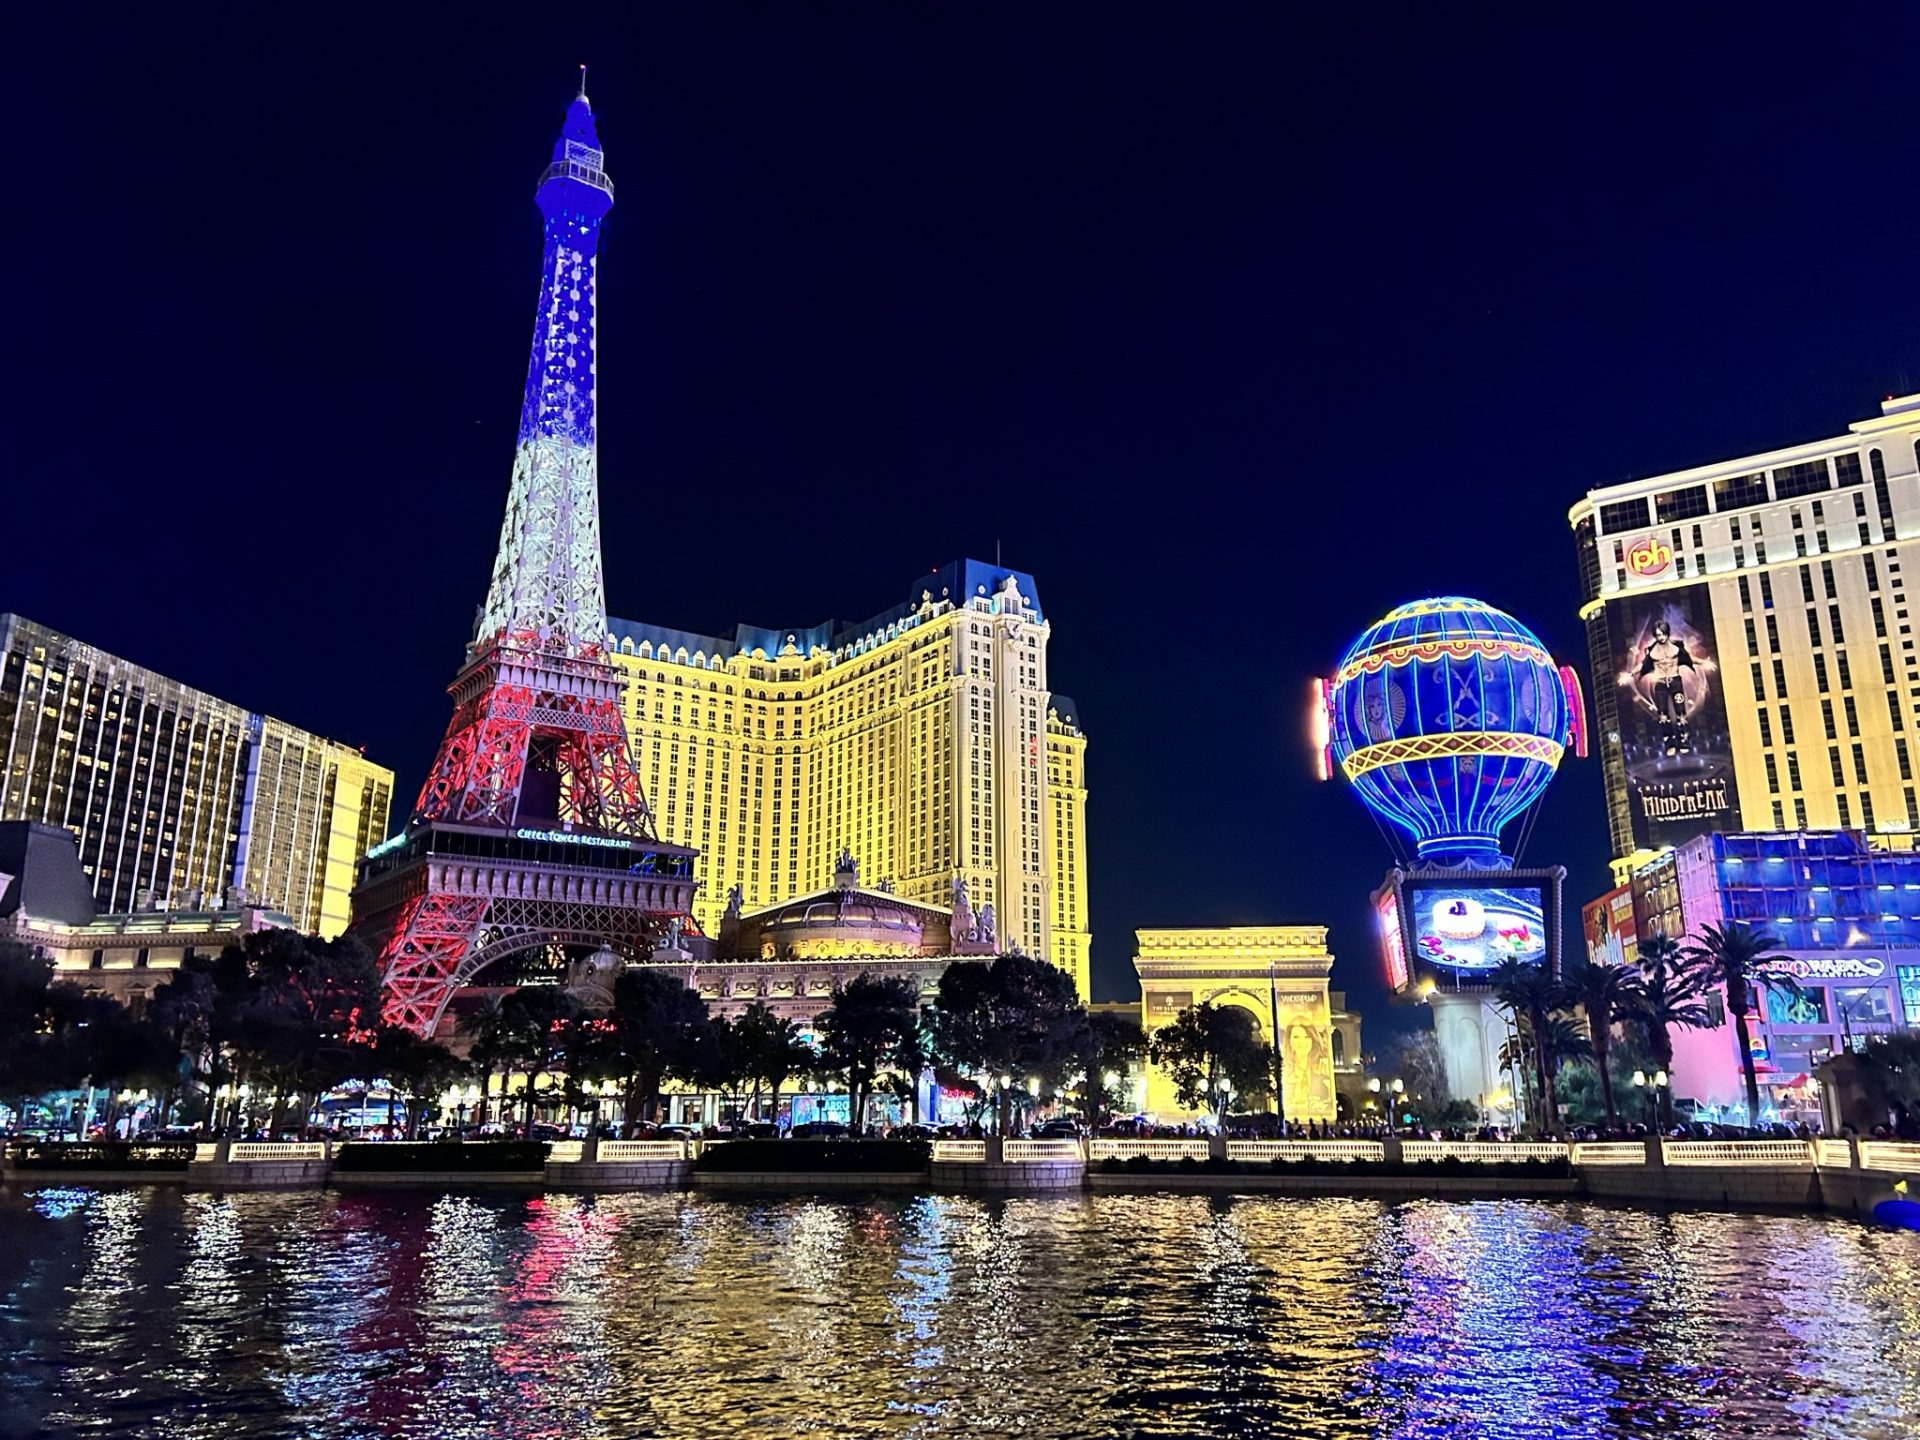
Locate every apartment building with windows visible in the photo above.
<box><xmin>0</xmin><ymin>614</ymin><xmax>392</xmax><ymax>937</ymax></box>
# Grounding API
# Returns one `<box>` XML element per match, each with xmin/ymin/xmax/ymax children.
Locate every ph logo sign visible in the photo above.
<box><xmin>1625</xmin><ymin>535</ymin><xmax>1672</xmax><ymax>578</ymax></box>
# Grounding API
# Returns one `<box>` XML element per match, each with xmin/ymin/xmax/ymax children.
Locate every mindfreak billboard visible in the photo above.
<box><xmin>1607</xmin><ymin>582</ymin><xmax>1740</xmax><ymax>849</ymax></box>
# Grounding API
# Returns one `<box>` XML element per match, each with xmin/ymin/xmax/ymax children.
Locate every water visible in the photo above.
<box><xmin>1</xmin><ymin>1188</ymin><xmax>1917</xmax><ymax>1440</ymax></box>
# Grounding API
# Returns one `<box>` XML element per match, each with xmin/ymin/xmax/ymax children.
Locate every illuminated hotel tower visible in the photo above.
<box><xmin>1571</xmin><ymin>391</ymin><xmax>1920</xmax><ymax>873</ymax></box>
<box><xmin>349</xmin><ymin>75</ymin><xmax>695</xmax><ymax>1035</ymax></box>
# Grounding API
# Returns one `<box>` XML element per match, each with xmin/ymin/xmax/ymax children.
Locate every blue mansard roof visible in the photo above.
<box><xmin>607</xmin><ymin>560</ymin><xmax>1044</xmax><ymax>664</ymax></box>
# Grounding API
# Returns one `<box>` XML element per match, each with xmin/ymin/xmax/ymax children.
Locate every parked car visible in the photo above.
<box><xmin>1032</xmin><ymin>1119</ymin><xmax>1082</xmax><ymax>1140</ymax></box>
<box><xmin>790</xmin><ymin>1121</ymin><xmax>850</xmax><ymax>1139</ymax></box>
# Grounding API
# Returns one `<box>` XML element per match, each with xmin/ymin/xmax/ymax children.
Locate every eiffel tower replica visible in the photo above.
<box><xmin>350</xmin><ymin>72</ymin><xmax>696</xmax><ymax>1036</ymax></box>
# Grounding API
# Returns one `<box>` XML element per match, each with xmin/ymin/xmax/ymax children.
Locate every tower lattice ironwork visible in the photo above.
<box><xmin>350</xmin><ymin>75</ymin><xmax>696</xmax><ymax>1036</ymax></box>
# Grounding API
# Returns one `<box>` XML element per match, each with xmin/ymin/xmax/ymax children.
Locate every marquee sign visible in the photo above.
<box><xmin>1625</xmin><ymin>535</ymin><xmax>1673</xmax><ymax>578</ymax></box>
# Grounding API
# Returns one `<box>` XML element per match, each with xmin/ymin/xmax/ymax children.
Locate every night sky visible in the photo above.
<box><xmin>11</xmin><ymin>8</ymin><xmax>1920</xmax><ymax>1037</ymax></box>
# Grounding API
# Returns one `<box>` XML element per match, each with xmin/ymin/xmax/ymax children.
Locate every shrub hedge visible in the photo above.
<box><xmin>1098</xmin><ymin>1155</ymin><xmax>1574</xmax><ymax>1179</ymax></box>
<box><xmin>697</xmin><ymin>1139</ymin><xmax>931</xmax><ymax>1173</ymax></box>
<box><xmin>5</xmin><ymin>1141</ymin><xmax>195</xmax><ymax>1170</ymax></box>
<box><xmin>332</xmin><ymin>1140</ymin><xmax>551</xmax><ymax>1172</ymax></box>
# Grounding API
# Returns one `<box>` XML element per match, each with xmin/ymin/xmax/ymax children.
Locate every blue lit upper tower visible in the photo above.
<box><xmin>1318</xmin><ymin>597</ymin><xmax>1588</xmax><ymax>868</ymax></box>
<box><xmin>476</xmin><ymin>68</ymin><xmax>617</xmax><ymax>658</ymax></box>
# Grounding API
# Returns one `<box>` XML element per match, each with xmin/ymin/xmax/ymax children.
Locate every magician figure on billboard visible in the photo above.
<box><xmin>1633</xmin><ymin>619</ymin><xmax>1699</xmax><ymax>755</ymax></box>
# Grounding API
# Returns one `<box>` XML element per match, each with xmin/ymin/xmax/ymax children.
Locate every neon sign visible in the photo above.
<box><xmin>364</xmin><ymin>833</ymin><xmax>408</xmax><ymax>861</ymax></box>
<box><xmin>1624</xmin><ymin>535</ymin><xmax>1672</xmax><ymax>578</ymax></box>
<box><xmin>1377</xmin><ymin>889</ymin><xmax>1409</xmax><ymax>991</ymax></box>
<box><xmin>512</xmin><ymin>827</ymin><xmax>634</xmax><ymax>849</ymax></box>
<box><xmin>1769</xmin><ymin>956</ymin><xmax>1887</xmax><ymax>981</ymax></box>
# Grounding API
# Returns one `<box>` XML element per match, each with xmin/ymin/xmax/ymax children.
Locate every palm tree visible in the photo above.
<box><xmin>1685</xmin><ymin>922</ymin><xmax>1794</xmax><ymax>1127</ymax></box>
<box><xmin>459</xmin><ymin>994</ymin><xmax>513</xmax><ymax>1128</ymax></box>
<box><xmin>1533</xmin><ymin>1013</ymin><xmax>1593</xmax><ymax>1124</ymax></box>
<box><xmin>1490</xmin><ymin>959</ymin><xmax>1567</xmax><ymax>1133</ymax></box>
<box><xmin>1570</xmin><ymin>959</ymin><xmax>1644</xmax><ymax>1132</ymax></box>
<box><xmin>1628</xmin><ymin>932</ymin><xmax>1713</xmax><ymax>1129</ymax></box>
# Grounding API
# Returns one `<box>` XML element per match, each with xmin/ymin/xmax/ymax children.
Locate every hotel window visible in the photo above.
<box><xmin>1838</xmin><ymin>651</ymin><xmax>1853</xmax><ymax>690</ymax></box>
<box><xmin>1829</xmin><ymin>748</ymin><xmax>1845</xmax><ymax>786</ymax></box>
<box><xmin>1875</xmin><ymin>597</ymin><xmax>1889</xmax><ymax>637</ymax></box>
<box><xmin>1800</xmin><ymin>567</ymin><xmax>1817</xmax><ymax>602</ymax></box>
<box><xmin>1766</xmin><ymin>754</ymin><xmax>1781</xmax><ymax>791</ymax></box>
<box><xmin>1744</xmin><ymin>618</ymin><xmax>1759</xmax><ymax>654</ymax></box>
<box><xmin>1758</xmin><ymin>710</ymin><xmax>1773</xmax><ymax>746</ymax></box>
<box><xmin>1761</xmin><ymin>572</ymin><xmax>1775</xmax><ymax>607</ymax></box>
<box><xmin>1780</xmin><ymin>704</ymin><xmax>1796</xmax><ymax>743</ymax></box>
<box><xmin>1599</xmin><ymin>498</ymin><xmax>1652</xmax><ymax>533</ymax></box>
<box><xmin>1796</xmin><ymin>798</ymin><xmax>1809</xmax><ymax>827</ymax></box>
<box><xmin>1766</xmin><ymin>615</ymin><xmax>1781</xmax><ymax>650</ymax></box>
<box><xmin>1858</xmin><ymin>742</ymin><xmax>1873</xmax><ymax>784</ymax></box>
<box><xmin>1860</xmin><ymin>792</ymin><xmax>1875</xmax><ymax>828</ymax></box>
<box><xmin>1739</xmin><ymin>575</ymin><xmax>1753</xmax><ymax>608</ymax></box>
<box><xmin>1787</xmin><ymin>754</ymin><xmax>1803</xmax><ymax>790</ymax></box>
<box><xmin>1823</xmin><ymin>560</ymin><xmax>1837</xmax><ymax>598</ymax></box>
<box><xmin>1715</xmin><ymin>472</ymin><xmax>1770</xmax><ymax>511</ymax></box>
<box><xmin>1836</xmin><ymin>453</ymin><xmax>1864</xmax><ymax>487</ymax></box>
<box><xmin>1900</xmin><ymin>739</ymin><xmax>1913</xmax><ymax>781</ymax></box>
<box><xmin>1773</xmin><ymin>800</ymin><xmax>1787</xmax><ymax>828</ymax></box>
<box><xmin>1814</xmin><ymin>654</ymin><xmax>1830</xmax><ymax>691</ymax></box>
<box><xmin>1656</xmin><ymin>486</ymin><xmax>1710</xmax><ymax>523</ymax></box>
<box><xmin>1822</xmin><ymin>700</ymin><xmax>1836</xmax><ymax>740</ymax></box>
<box><xmin>1845</xmin><ymin>696</ymin><xmax>1860</xmax><ymax>733</ymax></box>
<box><xmin>1868</xmin><ymin>555</ymin><xmax>1882</xmax><ymax>591</ymax></box>
<box><xmin>1839</xmin><ymin>793</ymin><xmax>1853</xmax><ymax>827</ymax></box>
<box><xmin>1774</xmin><ymin>459</ymin><xmax>1832</xmax><ymax>500</ymax></box>
<box><xmin>1752</xmin><ymin>661</ymin><xmax>1767</xmax><ymax>697</ymax></box>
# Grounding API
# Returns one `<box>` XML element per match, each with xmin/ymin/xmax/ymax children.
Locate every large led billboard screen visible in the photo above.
<box><xmin>1605</xmin><ymin>582</ymin><xmax>1739</xmax><ymax>850</ymax></box>
<box><xmin>1405</xmin><ymin>881</ymin><xmax>1548</xmax><ymax>977</ymax></box>
<box><xmin>1375</xmin><ymin>882</ymin><xmax>1410</xmax><ymax>991</ymax></box>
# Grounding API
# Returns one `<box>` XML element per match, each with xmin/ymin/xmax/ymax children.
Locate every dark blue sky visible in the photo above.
<box><xmin>9</xmin><ymin>7</ymin><xmax>1920</xmax><ymax>1033</ymax></box>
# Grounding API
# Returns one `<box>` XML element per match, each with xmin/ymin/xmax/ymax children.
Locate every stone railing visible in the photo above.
<box><xmin>1661</xmin><ymin>1140</ymin><xmax>1813</xmax><ymax>1168</ymax></box>
<box><xmin>1816</xmin><ymin>1138</ymin><xmax>1854</xmax><ymax>1168</ymax></box>
<box><xmin>1402</xmin><ymin>1141</ymin><xmax>1569</xmax><ymax>1163</ymax></box>
<box><xmin>227</xmin><ymin>1142</ymin><xmax>327</xmax><ymax>1162</ymax></box>
<box><xmin>1001</xmin><ymin>1139</ymin><xmax>1083</xmax><ymax>1163</ymax></box>
<box><xmin>547</xmin><ymin>1140</ymin><xmax>585</xmax><ymax>1163</ymax></box>
<box><xmin>1089</xmin><ymin>1139</ymin><xmax>1210</xmax><ymax>1162</ymax></box>
<box><xmin>1569</xmin><ymin>1142</ymin><xmax>1648</xmax><ymax>1165</ymax></box>
<box><xmin>1859</xmin><ymin>1140</ymin><xmax>1920</xmax><ymax>1174</ymax></box>
<box><xmin>596</xmin><ymin>1140</ymin><xmax>691</xmax><ymax>1162</ymax></box>
<box><xmin>931</xmin><ymin>1139</ymin><xmax>987</xmax><ymax>1163</ymax></box>
<box><xmin>1228</xmin><ymin>1140</ymin><xmax>1387</xmax><ymax>1163</ymax></box>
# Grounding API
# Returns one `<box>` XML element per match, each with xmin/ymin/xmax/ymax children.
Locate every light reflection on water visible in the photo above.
<box><xmin>0</xmin><ymin>1188</ymin><xmax>1915</xmax><ymax>1439</ymax></box>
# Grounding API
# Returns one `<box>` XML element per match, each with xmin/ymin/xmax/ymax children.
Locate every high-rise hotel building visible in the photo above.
<box><xmin>0</xmin><ymin>614</ymin><xmax>393</xmax><ymax>936</ymax></box>
<box><xmin>1570</xmin><ymin>393</ymin><xmax>1920</xmax><ymax>872</ymax></box>
<box><xmin>603</xmin><ymin>560</ymin><xmax>1092</xmax><ymax>998</ymax></box>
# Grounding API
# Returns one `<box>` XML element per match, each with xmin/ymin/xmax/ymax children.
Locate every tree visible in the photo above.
<box><xmin>730</xmin><ymin>1002</ymin><xmax>811</xmax><ymax>1123</ymax></box>
<box><xmin>932</xmin><ymin>955</ymin><xmax>1092</xmax><ymax>1134</ymax></box>
<box><xmin>1685</xmin><ymin>922</ymin><xmax>1793</xmax><ymax>1125</ymax></box>
<box><xmin>370</xmin><ymin>1025</ymin><xmax>464</xmax><ymax>1138</ymax></box>
<box><xmin>459</xmin><ymin>994</ymin><xmax>516</xmax><ymax>1129</ymax></box>
<box><xmin>1628</xmin><ymin>932</ymin><xmax>1715</xmax><ymax>1129</ymax></box>
<box><xmin>1569</xmin><ymin>958</ymin><xmax>1644</xmax><ymax>1131</ymax></box>
<box><xmin>1854</xmin><ymin>1032</ymin><xmax>1920</xmax><ymax>1136</ymax></box>
<box><xmin>1145</xmin><ymin>1002</ymin><xmax>1271</xmax><ymax>1123</ymax></box>
<box><xmin>1490</xmin><ymin>959</ymin><xmax>1577</xmax><ymax>1134</ymax></box>
<box><xmin>218</xmin><ymin>930</ymin><xmax>383</xmax><ymax>1135</ymax></box>
<box><xmin>818</xmin><ymin>974</ymin><xmax>921</xmax><ymax>1133</ymax></box>
<box><xmin>602</xmin><ymin>969</ymin><xmax>709</xmax><ymax>1136</ymax></box>
<box><xmin>497</xmin><ymin>987</ymin><xmax>581</xmax><ymax>1134</ymax></box>
<box><xmin>884</xmin><ymin>1011</ymin><xmax>936</xmax><ymax>1126</ymax></box>
<box><xmin>1074</xmin><ymin>1010</ymin><xmax>1146</xmax><ymax>1129</ymax></box>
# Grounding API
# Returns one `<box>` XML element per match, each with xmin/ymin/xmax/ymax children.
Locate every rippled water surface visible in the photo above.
<box><xmin>2</xmin><ymin>1187</ymin><xmax>1918</xmax><ymax>1439</ymax></box>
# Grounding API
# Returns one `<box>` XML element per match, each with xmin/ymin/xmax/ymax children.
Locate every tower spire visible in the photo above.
<box><xmin>475</xmin><ymin>74</ymin><xmax>616</xmax><ymax>658</ymax></box>
<box><xmin>578</xmin><ymin>62</ymin><xmax>588</xmax><ymax>101</ymax></box>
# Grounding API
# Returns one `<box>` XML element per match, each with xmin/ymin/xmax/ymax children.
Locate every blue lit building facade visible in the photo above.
<box><xmin>1625</xmin><ymin>829</ymin><xmax>1920</xmax><ymax>1115</ymax></box>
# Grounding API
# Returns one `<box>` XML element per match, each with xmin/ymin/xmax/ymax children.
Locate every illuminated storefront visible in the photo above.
<box><xmin>1592</xmin><ymin>828</ymin><xmax>1920</xmax><ymax>1116</ymax></box>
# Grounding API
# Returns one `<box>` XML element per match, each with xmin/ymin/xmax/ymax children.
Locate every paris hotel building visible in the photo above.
<box><xmin>1570</xmin><ymin>391</ymin><xmax>1920</xmax><ymax>875</ymax></box>
<box><xmin>603</xmin><ymin>560</ymin><xmax>1092</xmax><ymax>999</ymax></box>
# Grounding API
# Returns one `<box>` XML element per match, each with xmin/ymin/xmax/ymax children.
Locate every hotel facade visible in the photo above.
<box><xmin>603</xmin><ymin>560</ymin><xmax>1091</xmax><ymax>998</ymax></box>
<box><xmin>0</xmin><ymin>614</ymin><xmax>393</xmax><ymax>938</ymax></box>
<box><xmin>1569</xmin><ymin>392</ymin><xmax>1920</xmax><ymax>873</ymax></box>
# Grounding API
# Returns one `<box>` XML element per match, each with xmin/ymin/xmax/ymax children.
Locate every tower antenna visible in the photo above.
<box><xmin>578</xmin><ymin>63</ymin><xmax>589</xmax><ymax>101</ymax></box>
